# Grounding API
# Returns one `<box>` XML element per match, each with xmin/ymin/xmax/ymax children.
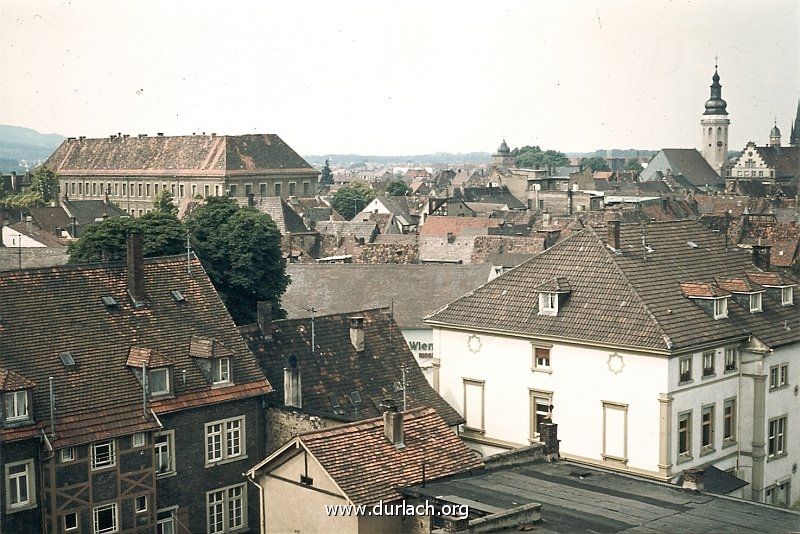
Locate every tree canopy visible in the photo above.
<box><xmin>512</xmin><ymin>146</ymin><xmax>569</xmax><ymax>171</ymax></box>
<box><xmin>580</xmin><ymin>156</ymin><xmax>611</xmax><ymax>172</ymax></box>
<box><xmin>68</xmin><ymin>211</ymin><xmax>185</xmax><ymax>263</ymax></box>
<box><xmin>386</xmin><ymin>181</ymin><xmax>411</xmax><ymax>196</ymax></box>
<box><xmin>153</xmin><ymin>189</ymin><xmax>178</xmax><ymax>214</ymax></box>
<box><xmin>331</xmin><ymin>182</ymin><xmax>376</xmax><ymax>220</ymax></box>
<box><xmin>184</xmin><ymin>196</ymin><xmax>289</xmax><ymax>324</ymax></box>
<box><xmin>0</xmin><ymin>164</ymin><xmax>59</xmax><ymax>209</ymax></box>
<box><xmin>624</xmin><ymin>159</ymin><xmax>643</xmax><ymax>172</ymax></box>
<box><xmin>320</xmin><ymin>159</ymin><xmax>334</xmax><ymax>186</ymax></box>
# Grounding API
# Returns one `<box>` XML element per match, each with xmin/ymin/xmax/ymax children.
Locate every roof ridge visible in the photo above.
<box><xmin>299</xmin><ymin>406</ymin><xmax>432</xmax><ymax>439</ymax></box>
<box><xmin>424</xmin><ymin>228</ymin><xmax>589</xmax><ymax>322</ymax></box>
<box><xmin>589</xmin><ymin>226</ymin><xmax>673</xmax><ymax>350</ymax></box>
<box><xmin>0</xmin><ymin>254</ymin><xmax>199</xmax><ymax>278</ymax></box>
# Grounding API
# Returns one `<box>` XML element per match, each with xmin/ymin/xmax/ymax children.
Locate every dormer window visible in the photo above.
<box><xmin>4</xmin><ymin>390</ymin><xmax>29</xmax><ymax>422</ymax></box>
<box><xmin>148</xmin><ymin>367</ymin><xmax>171</xmax><ymax>396</ymax></box>
<box><xmin>782</xmin><ymin>286</ymin><xmax>794</xmax><ymax>306</ymax></box>
<box><xmin>713</xmin><ymin>297</ymin><xmax>728</xmax><ymax>319</ymax></box>
<box><xmin>749</xmin><ymin>292</ymin><xmax>762</xmax><ymax>313</ymax></box>
<box><xmin>539</xmin><ymin>293</ymin><xmax>558</xmax><ymax>316</ymax></box>
<box><xmin>212</xmin><ymin>357</ymin><xmax>231</xmax><ymax>385</ymax></box>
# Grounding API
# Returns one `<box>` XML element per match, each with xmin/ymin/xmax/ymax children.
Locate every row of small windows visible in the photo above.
<box><xmin>66</xmin><ymin>180</ymin><xmax>312</xmax><ymax>198</ymax></box>
<box><xmin>678</xmin><ymin>348</ymin><xmax>738</xmax><ymax>384</ymax></box>
<box><xmin>677</xmin><ymin>398</ymin><xmax>738</xmax><ymax>461</ymax></box>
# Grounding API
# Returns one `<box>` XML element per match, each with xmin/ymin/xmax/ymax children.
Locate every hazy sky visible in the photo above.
<box><xmin>1</xmin><ymin>0</ymin><xmax>798</xmax><ymax>155</ymax></box>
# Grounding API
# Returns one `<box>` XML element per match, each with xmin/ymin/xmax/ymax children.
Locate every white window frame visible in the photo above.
<box><xmin>149</xmin><ymin>367</ymin><xmax>171</xmax><ymax>397</ymax></box>
<box><xmin>60</xmin><ymin>447</ymin><xmax>75</xmax><ymax>463</ymax></box>
<box><xmin>206</xmin><ymin>483</ymin><xmax>247</xmax><ymax>533</ymax></box>
<box><xmin>713</xmin><ymin>297</ymin><xmax>728</xmax><ymax>319</ymax></box>
<box><xmin>749</xmin><ymin>292</ymin><xmax>763</xmax><ymax>313</ymax></box>
<box><xmin>722</xmin><ymin>397</ymin><xmax>737</xmax><ymax>447</ymax></box>
<box><xmin>531</xmin><ymin>344</ymin><xmax>552</xmax><ymax>372</ymax></box>
<box><xmin>702</xmin><ymin>351</ymin><xmax>715</xmax><ymax>377</ymax></box>
<box><xmin>132</xmin><ymin>432</ymin><xmax>146</xmax><ymax>448</ymax></box>
<box><xmin>155</xmin><ymin>430</ymin><xmax>176</xmax><ymax>476</ymax></box>
<box><xmin>4</xmin><ymin>390</ymin><xmax>29</xmax><ymax>421</ymax></box>
<box><xmin>91</xmin><ymin>440</ymin><xmax>116</xmax><ymax>470</ymax></box>
<box><xmin>677</xmin><ymin>410</ymin><xmax>692</xmax><ymax>461</ymax></box>
<box><xmin>157</xmin><ymin>507</ymin><xmax>178</xmax><ymax>534</ymax></box>
<box><xmin>701</xmin><ymin>404</ymin><xmax>715</xmax><ymax>454</ymax></box>
<box><xmin>781</xmin><ymin>286</ymin><xmax>794</xmax><ymax>306</ymax></box>
<box><xmin>64</xmin><ymin>511</ymin><xmax>78</xmax><ymax>531</ymax></box>
<box><xmin>724</xmin><ymin>347</ymin><xmax>737</xmax><ymax>373</ymax></box>
<box><xmin>529</xmin><ymin>389</ymin><xmax>553</xmax><ymax>441</ymax></box>
<box><xmin>679</xmin><ymin>356</ymin><xmax>692</xmax><ymax>383</ymax></box>
<box><xmin>93</xmin><ymin>502</ymin><xmax>119</xmax><ymax>533</ymax></box>
<box><xmin>5</xmin><ymin>459</ymin><xmax>35</xmax><ymax>510</ymax></box>
<box><xmin>768</xmin><ymin>416</ymin><xmax>787</xmax><ymax>458</ymax></box>
<box><xmin>769</xmin><ymin>363</ymin><xmax>789</xmax><ymax>390</ymax></box>
<box><xmin>212</xmin><ymin>357</ymin><xmax>231</xmax><ymax>385</ymax></box>
<box><xmin>538</xmin><ymin>292</ymin><xmax>558</xmax><ymax>316</ymax></box>
<box><xmin>205</xmin><ymin>416</ymin><xmax>246</xmax><ymax>466</ymax></box>
<box><xmin>135</xmin><ymin>494</ymin><xmax>148</xmax><ymax>513</ymax></box>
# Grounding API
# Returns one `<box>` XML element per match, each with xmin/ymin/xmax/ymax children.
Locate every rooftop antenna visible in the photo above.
<box><xmin>142</xmin><ymin>363</ymin><xmax>148</xmax><ymax>418</ymax></box>
<box><xmin>310</xmin><ymin>307</ymin><xmax>316</xmax><ymax>358</ymax></box>
<box><xmin>389</xmin><ymin>298</ymin><xmax>394</xmax><ymax>343</ymax></box>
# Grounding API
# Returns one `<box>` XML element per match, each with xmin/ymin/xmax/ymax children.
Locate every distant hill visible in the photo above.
<box><xmin>567</xmin><ymin>149</ymin><xmax>657</xmax><ymax>159</ymax></box>
<box><xmin>304</xmin><ymin>152</ymin><xmax>491</xmax><ymax>167</ymax></box>
<box><xmin>0</xmin><ymin>124</ymin><xmax>65</xmax><ymax>172</ymax></box>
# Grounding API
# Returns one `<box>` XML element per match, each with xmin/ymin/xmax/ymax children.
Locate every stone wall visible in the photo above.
<box><xmin>265</xmin><ymin>407</ymin><xmax>338</xmax><ymax>454</ymax></box>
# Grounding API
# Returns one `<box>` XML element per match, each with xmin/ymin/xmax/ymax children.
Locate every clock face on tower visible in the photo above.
<box><xmin>717</xmin><ymin>141</ymin><xmax>723</xmax><ymax>147</ymax></box>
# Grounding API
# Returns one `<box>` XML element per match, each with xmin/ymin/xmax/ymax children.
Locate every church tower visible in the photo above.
<box><xmin>701</xmin><ymin>65</ymin><xmax>730</xmax><ymax>176</ymax></box>
<box><xmin>790</xmin><ymin>99</ymin><xmax>800</xmax><ymax>147</ymax></box>
<box><xmin>492</xmin><ymin>139</ymin><xmax>516</xmax><ymax>168</ymax></box>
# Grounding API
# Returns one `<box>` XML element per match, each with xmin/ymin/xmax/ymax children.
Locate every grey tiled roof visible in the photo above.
<box><xmin>427</xmin><ymin>220</ymin><xmax>800</xmax><ymax>351</ymax></box>
<box><xmin>661</xmin><ymin>149</ymin><xmax>724</xmax><ymax>188</ymax></box>
<box><xmin>283</xmin><ymin>263</ymin><xmax>491</xmax><ymax>329</ymax></box>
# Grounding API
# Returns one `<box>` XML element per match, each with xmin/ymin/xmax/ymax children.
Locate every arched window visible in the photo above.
<box><xmin>708</xmin><ymin>127</ymin><xmax>712</xmax><ymax>136</ymax></box>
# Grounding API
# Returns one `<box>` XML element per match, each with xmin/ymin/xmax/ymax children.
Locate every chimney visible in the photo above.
<box><xmin>69</xmin><ymin>216</ymin><xmax>77</xmax><ymax>238</ymax></box>
<box><xmin>257</xmin><ymin>301</ymin><xmax>273</xmax><ymax>339</ymax></box>
<box><xmin>126</xmin><ymin>232</ymin><xmax>146</xmax><ymax>307</ymax></box>
<box><xmin>349</xmin><ymin>316</ymin><xmax>365</xmax><ymax>352</ymax></box>
<box><xmin>539</xmin><ymin>421</ymin><xmax>560</xmax><ymax>461</ymax></box>
<box><xmin>25</xmin><ymin>215</ymin><xmax>32</xmax><ymax>235</ymax></box>
<box><xmin>682</xmin><ymin>468</ymin><xmax>705</xmax><ymax>492</ymax></box>
<box><xmin>284</xmin><ymin>357</ymin><xmax>302</xmax><ymax>409</ymax></box>
<box><xmin>381</xmin><ymin>399</ymin><xmax>404</xmax><ymax>447</ymax></box>
<box><xmin>607</xmin><ymin>219</ymin><xmax>621</xmax><ymax>250</ymax></box>
<box><xmin>752</xmin><ymin>243</ymin><xmax>772</xmax><ymax>271</ymax></box>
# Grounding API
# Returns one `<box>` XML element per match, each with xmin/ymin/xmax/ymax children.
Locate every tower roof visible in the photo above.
<box><xmin>703</xmin><ymin>67</ymin><xmax>728</xmax><ymax>116</ymax></box>
<box><xmin>496</xmin><ymin>139</ymin><xmax>510</xmax><ymax>154</ymax></box>
<box><xmin>771</xmin><ymin>124</ymin><xmax>781</xmax><ymax>138</ymax></box>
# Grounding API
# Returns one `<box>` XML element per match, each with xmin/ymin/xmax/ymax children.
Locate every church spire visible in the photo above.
<box><xmin>790</xmin><ymin>98</ymin><xmax>800</xmax><ymax>147</ymax></box>
<box><xmin>704</xmin><ymin>62</ymin><xmax>728</xmax><ymax>116</ymax></box>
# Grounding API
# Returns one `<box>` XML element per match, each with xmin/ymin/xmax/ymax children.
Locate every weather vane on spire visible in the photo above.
<box><xmin>714</xmin><ymin>54</ymin><xmax>719</xmax><ymax>69</ymax></box>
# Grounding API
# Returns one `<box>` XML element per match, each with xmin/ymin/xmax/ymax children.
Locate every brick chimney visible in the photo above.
<box><xmin>682</xmin><ymin>468</ymin><xmax>705</xmax><ymax>492</ymax></box>
<box><xmin>381</xmin><ymin>399</ymin><xmax>404</xmax><ymax>447</ymax></box>
<box><xmin>126</xmin><ymin>232</ymin><xmax>146</xmax><ymax>308</ymax></box>
<box><xmin>607</xmin><ymin>219</ymin><xmax>621</xmax><ymax>250</ymax></box>
<box><xmin>539</xmin><ymin>421</ymin><xmax>560</xmax><ymax>461</ymax></box>
<box><xmin>349</xmin><ymin>316</ymin><xmax>365</xmax><ymax>352</ymax></box>
<box><xmin>284</xmin><ymin>356</ymin><xmax>302</xmax><ymax>409</ymax></box>
<box><xmin>752</xmin><ymin>243</ymin><xmax>771</xmax><ymax>271</ymax></box>
<box><xmin>257</xmin><ymin>301</ymin><xmax>273</xmax><ymax>339</ymax></box>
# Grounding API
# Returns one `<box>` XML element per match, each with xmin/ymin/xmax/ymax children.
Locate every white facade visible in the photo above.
<box><xmin>434</xmin><ymin>326</ymin><xmax>800</xmax><ymax>505</ymax></box>
<box><xmin>402</xmin><ymin>327</ymin><xmax>438</xmax><ymax>391</ymax></box>
<box><xmin>2</xmin><ymin>226</ymin><xmax>47</xmax><ymax>247</ymax></box>
<box><xmin>701</xmin><ymin>116</ymin><xmax>729</xmax><ymax>176</ymax></box>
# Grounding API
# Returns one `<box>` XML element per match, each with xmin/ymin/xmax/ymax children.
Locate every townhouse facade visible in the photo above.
<box><xmin>0</xmin><ymin>234</ymin><xmax>272</xmax><ymax>533</ymax></box>
<box><xmin>426</xmin><ymin>220</ymin><xmax>800</xmax><ymax>506</ymax></box>
<box><xmin>45</xmin><ymin>133</ymin><xmax>318</xmax><ymax>216</ymax></box>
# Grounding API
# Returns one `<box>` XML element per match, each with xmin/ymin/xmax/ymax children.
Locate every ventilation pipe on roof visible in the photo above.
<box><xmin>607</xmin><ymin>219</ymin><xmax>621</xmax><ymax>250</ymax></box>
<box><xmin>381</xmin><ymin>399</ymin><xmax>404</xmax><ymax>447</ymax></box>
<box><xmin>49</xmin><ymin>376</ymin><xmax>56</xmax><ymax>438</ymax></box>
<box><xmin>349</xmin><ymin>316</ymin><xmax>365</xmax><ymax>352</ymax></box>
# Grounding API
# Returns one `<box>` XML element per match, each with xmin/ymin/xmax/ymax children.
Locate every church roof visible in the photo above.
<box><xmin>496</xmin><ymin>139</ymin><xmax>510</xmax><ymax>155</ymax></box>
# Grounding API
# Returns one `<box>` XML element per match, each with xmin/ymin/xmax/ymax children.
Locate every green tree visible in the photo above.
<box><xmin>320</xmin><ymin>159</ymin><xmax>334</xmax><ymax>186</ymax></box>
<box><xmin>624</xmin><ymin>159</ymin><xmax>643</xmax><ymax>172</ymax></box>
<box><xmin>68</xmin><ymin>211</ymin><xmax>185</xmax><ymax>263</ymax></box>
<box><xmin>580</xmin><ymin>156</ymin><xmax>611</xmax><ymax>172</ymax></box>
<box><xmin>386</xmin><ymin>181</ymin><xmax>411</xmax><ymax>196</ymax></box>
<box><xmin>184</xmin><ymin>196</ymin><xmax>289</xmax><ymax>324</ymax></box>
<box><xmin>30</xmin><ymin>165</ymin><xmax>59</xmax><ymax>204</ymax></box>
<box><xmin>513</xmin><ymin>145</ymin><xmax>569</xmax><ymax>172</ymax></box>
<box><xmin>153</xmin><ymin>189</ymin><xmax>178</xmax><ymax>215</ymax></box>
<box><xmin>331</xmin><ymin>182</ymin><xmax>376</xmax><ymax>220</ymax></box>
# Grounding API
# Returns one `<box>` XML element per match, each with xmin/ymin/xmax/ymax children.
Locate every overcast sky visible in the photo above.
<box><xmin>1</xmin><ymin>0</ymin><xmax>798</xmax><ymax>155</ymax></box>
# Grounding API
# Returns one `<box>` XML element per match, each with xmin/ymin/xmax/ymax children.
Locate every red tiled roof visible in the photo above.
<box><xmin>126</xmin><ymin>346</ymin><xmax>175</xmax><ymax>368</ymax></box>
<box><xmin>419</xmin><ymin>216</ymin><xmax>502</xmax><ymax>236</ymax></box>
<box><xmin>746</xmin><ymin>271</ymin><xmax>798</xmax><ymax>287</ymax></box>
<box><xmin>715</xmin><ymin>278</ymin><xmax>763</xmax><ymax>294</ymax></box>
<box><xmin>150</xmin><ymin>380</ymin><xmax>272</xmax><ymax>414</ymax></box>
<box><xmin>679</xmin><ymin>282</ymin><xmax>730</xmax><ymax>298</ymax></box>
<box><xmin>0</xmin><ymin>368</ymin><xmax>36</xmax><ymax>391</ymax></box>
<box><xmin>189</xmin><ymin>335</ymin><xmax>235</xmax><ymax>359</ymax></box>
<box><xmin>300</xmin><ymin>408</ymin><xmax>484</xmax><ymax>506</ymax></box>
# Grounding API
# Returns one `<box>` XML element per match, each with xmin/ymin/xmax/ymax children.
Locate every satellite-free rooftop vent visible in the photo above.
<box><xmin>59</xmin><ymin>352</ymin><xmax>76</xmax><ymax>368</ymax></box>
<box><xmin>687</xmin><ymin>241</ymin><xmax>699</xmax><ymax>249</ymax></box>
<box><xmin>102</xmin><ymin>296</ymin><xmax>118</xmax><ymax>308</ymax></box>
<box><xmin>350</xmin><ymin>391</ymin><xmax>362</xmax><ymax>404</ymax></box>
<box><xmin>170</xmin><ymin>290</ymin><xmax>186</xmax><ymax>302</ymax></box>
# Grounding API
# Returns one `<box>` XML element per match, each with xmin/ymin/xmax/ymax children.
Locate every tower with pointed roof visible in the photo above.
<box><xmin>790</xmin><ymin>99</ymin><xmax>800</xmax><ymax>147</ymax></box>
<box><xmin>491</xmin><ymin>139</ymin><xmax>516</xmax><ymax>168</ymax></box>
<box><xmin>700</xmin><ymin>64</ymin><xmax>730</xmax><ymax>176</ymax></box>
<box><xmin>770</xmin><ymin>121</ymin><xmax>782</xmax><ymax>147</ymax></box>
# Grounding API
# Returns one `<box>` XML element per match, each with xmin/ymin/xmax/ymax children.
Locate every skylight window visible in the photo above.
<box><xmin>687</xmin><ymin>241</ymin><xmax>698</xmax><ymax>249</ymax></box>
<box><xmin>170</xmin><ymin>290</ymin><xmax>186</xmax><ymax>302</ymax></box>
<box><xmin>59</xmin><ymin>352</ymin><xmax>76</xmax><ymax>368</ymax></box>
<box><xmin>350</xmin><ymin>391</ymin><xmax>362</xmax><ymax>404</ymax></box>
<box><xmin>101</xmin><ymin>296</ymin><xmax>118</xmax><ymax>308</ymax></box>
